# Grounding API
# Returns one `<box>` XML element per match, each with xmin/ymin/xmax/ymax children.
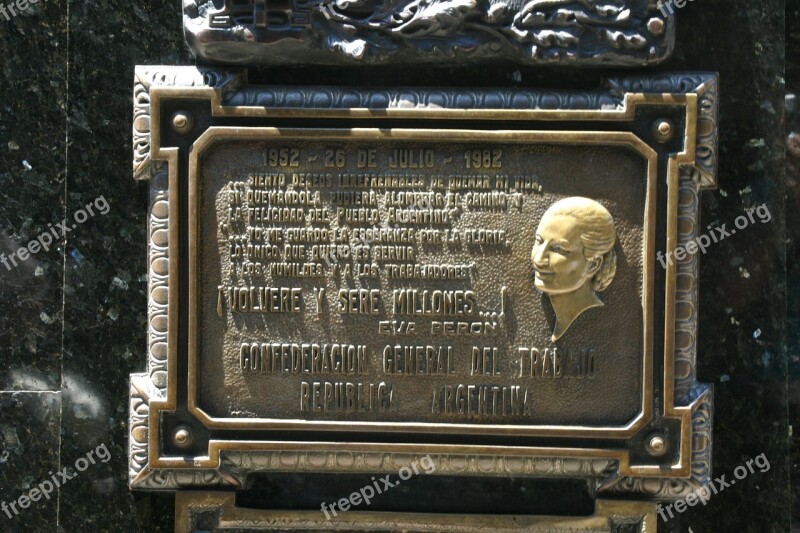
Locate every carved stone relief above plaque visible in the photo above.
<box><xmin>182</xmin><ymin>0</ymin><xmax>675</xmax><ymax>66</ymax></box>
<box><xmin>129</xmin><ymin>66</ymin><xmax>717</xmax><ymax>504</ymax></box>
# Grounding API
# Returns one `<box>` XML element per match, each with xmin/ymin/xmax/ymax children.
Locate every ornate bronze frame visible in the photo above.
<box><xmin>130</xmin><ymin>66</ymin><xmax>717</xmax><ymax>500</ymax></box>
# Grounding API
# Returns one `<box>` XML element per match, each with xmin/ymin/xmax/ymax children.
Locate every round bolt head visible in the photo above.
<box><xmin>653</xmin><ymin>119</ymin><xmax>675</xmax><ymax>143</ymax></box>
<box><xmin>171</xmin><ymin>111</ymin><xmax>194</xmax><ymax>134</ymax></box>
<box><xmin>647</xmin><ymin>17</ymin><xmax>665</xmax><ymax>36</ymax></box>
<box><xmin>646</xmin><ymin>434</ymin><xmax>668</xmax><ymax>456</ymax></box>
<box><xmin>172</xmin><ymin>426</ymin><xmax>194</xmax><ymax>449</ymax></box>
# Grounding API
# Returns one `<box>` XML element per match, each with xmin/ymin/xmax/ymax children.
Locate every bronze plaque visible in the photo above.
<box><xmin>129</xmin><ymin>67</ymin><xmax>717</xmax><ymax>501</ymax></box>
<box><xmin>196</xmin><ymin>129</ymin><xmax>653</xmax><ymax>434</ymax></box>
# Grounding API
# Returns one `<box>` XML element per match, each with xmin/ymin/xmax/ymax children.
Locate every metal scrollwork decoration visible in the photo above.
<box><xmin>183</xmin><ymin>0</ymin><xmax>674</xmax><ymax>65</ymax></box>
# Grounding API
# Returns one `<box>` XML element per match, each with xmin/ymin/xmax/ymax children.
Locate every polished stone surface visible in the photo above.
<box><xmin>786</xmin><ymin>0</ymin><xmax>799</xmax><ymax>527</ymax></box>
<box><xmin>0</xmin><ymin>0</ymin><xmax>793</xmax><ymax>531</ymax></box>
<box><xmin>0</xmin><ymin>0</ymin><xmax>66</xmax><ymax>392</ymax></box>
<box><xmin>0</xmin><ymin>392</ymin><xmax>60</xmax><ymax>532</ymax></box>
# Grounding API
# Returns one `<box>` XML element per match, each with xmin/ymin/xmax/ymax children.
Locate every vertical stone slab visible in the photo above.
<box><xmin>59</xmin><ymin>2</ymin><xmax>188</xmax><ymax>531</ymax></box>
<box><xmin>0</xmin><ymin>2</ymin><xmax>67</xmax><ymax>529</ymax></box>
<box><xmin>0</xmin><ymin>0</ymin><xmax>67</xmax><ymax>391</ymax></box>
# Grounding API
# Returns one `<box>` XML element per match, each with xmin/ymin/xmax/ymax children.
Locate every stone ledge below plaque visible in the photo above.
<box><xmin>175</xmin><ymin>492</ymin><xmax>656</xmax><ymax>532</ymax></box>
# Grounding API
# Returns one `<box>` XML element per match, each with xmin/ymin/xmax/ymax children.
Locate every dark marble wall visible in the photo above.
<box><xmin>786</xmin><ymin>0</ymin><xmax>798</xmax><ymax>529</ymax></box>
<box><xmin>0</xmin><ymin>0</ymin><xmax>792</xmax><ymax>532</ymax></box>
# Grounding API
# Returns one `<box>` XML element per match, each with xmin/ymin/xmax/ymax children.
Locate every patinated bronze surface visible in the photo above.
<box><xmin>182</xmin><ymin>0</ymin><xmax>675</xmax><ymax>66</ymax></box>
<box><xmin>129</xmin><ymin>67</ymin><xmax>717</xmax><ymax>503</ymax></box>
<box><xmin>196</xmin><ymin>131</ymin><xmax>648</xmax><ymax>431</ymax></box>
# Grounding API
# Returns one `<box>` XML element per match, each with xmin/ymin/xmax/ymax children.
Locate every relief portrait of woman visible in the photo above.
<box><xmin>531</xmin><ymin>197</ymin><xmax>618</xmax><ymax>341</ymax></box>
